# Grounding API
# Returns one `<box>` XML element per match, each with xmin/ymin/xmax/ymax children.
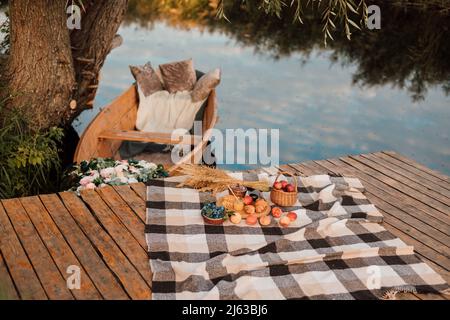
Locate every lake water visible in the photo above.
<box><xmin>4</xmin><ymin>4</ymin><xmax>449</xmax><ymax>174</ymax></box>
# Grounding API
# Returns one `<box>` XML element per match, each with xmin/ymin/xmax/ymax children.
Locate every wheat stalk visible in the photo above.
<box><xmin>176</xmin><ymin>164</ymin><xmax>270</xmax><ymax>195</ymax></box>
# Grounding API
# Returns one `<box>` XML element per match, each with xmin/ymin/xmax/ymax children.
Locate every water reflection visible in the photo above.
<box><xmin>125</xmin><ymin>0</ymin><xmax>450</xmax><ymax>102</ymax></box>
<box><xmin>76</xmin><ymin>0</ymin><xmax>450</xmax><ymax>173</ymax></box>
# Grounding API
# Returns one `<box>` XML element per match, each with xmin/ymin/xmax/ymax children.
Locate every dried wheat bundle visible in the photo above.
<box><xmin>176</xmin><ymin>164</ymin><xmax>270</xmax><ymax>195</ymax></box>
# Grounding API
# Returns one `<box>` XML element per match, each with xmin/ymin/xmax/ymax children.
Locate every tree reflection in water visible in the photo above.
<box><xmin>125</xmin><ymin>0</ymin><xmax>450</xmax><ymax>102</ymax></box>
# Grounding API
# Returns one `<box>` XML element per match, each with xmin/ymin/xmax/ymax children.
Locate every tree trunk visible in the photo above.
<box><xmin>5</xmin><ymin>0</ymin><xmax>128</xmax><ymax>131</ymax></box>
<box><xmin>7</xmin><ymin>0</ymin><xmax>75</xmax><ymax>131</ymax></box>
<box><xmin>69</xmin><ymin>0</ymin><xmax>128</xmax><ymax>123</ymax></box>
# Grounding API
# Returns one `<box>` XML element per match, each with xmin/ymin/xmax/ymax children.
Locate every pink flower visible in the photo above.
<box><xmin>79</xmin><ymin>176</ymin><xmax>93</xmax><ymax>186</ymax></box>
<box><xmin>85</xmin><ymin>183</ymin><xmax>96</xmax><ymax>190</ymax></box>
<box><xmin>100</xmin><ymin>168</ymin><xmax>114</xmax><ymax>179</ymax></box>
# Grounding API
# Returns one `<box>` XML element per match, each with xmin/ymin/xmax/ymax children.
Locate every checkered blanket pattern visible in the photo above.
<box><xmin>145</xmin><ymin>172</ymin><xmax>448</xmax><ymax>300</ymax></box>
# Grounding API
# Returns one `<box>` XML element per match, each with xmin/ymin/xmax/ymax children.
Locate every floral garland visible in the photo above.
<box><xmin>67</xmin><ymin>158</ymin><xmax>169</xmax><ymax>193</ymax></box>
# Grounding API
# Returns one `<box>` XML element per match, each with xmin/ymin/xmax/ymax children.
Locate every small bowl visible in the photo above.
<box><xmin>228</xmin><ymin>184</ymin><xmax>248</xmax><ymax>198</ymax></box>
<box><xmin>202</xmin><ymin>213</ymin><xmax>225</xmax><ymax>225</ymax></box>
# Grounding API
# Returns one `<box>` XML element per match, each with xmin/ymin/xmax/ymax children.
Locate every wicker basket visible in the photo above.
<box><xmin>270</xmin><ymin>171</ymin><xmax>298</xmax><ymax>207</ymax></box>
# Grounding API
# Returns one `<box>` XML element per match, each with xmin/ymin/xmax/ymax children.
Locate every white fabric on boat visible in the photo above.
<box><xmin>136</xmin><ymin>86</ymin><xmax>206</xmax><ymax>134</ymax></box>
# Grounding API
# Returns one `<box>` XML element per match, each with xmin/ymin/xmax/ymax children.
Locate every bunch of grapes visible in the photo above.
<box><xmin>202</xmin><ymin>202</ymin><xmax>226</xmax><ymax>219</ymax></box>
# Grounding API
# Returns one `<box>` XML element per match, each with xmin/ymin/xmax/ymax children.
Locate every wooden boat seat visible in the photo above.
<box><xmin>98</xmin><ymin>130</ymin><xmax>202</xmax><ymax>145</ymax></box>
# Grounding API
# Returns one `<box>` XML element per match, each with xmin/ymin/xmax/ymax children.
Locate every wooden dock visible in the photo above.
<box><xmin>0</xmin><ymin>151</ymin><xmax>449</xmax><ymax>300</ymax></box>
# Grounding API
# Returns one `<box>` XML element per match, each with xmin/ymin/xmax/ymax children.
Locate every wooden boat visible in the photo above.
<box><xmin>73</xmin><ymin>84</ymin><xmax>218</xmax><ymax>173</ymax></box>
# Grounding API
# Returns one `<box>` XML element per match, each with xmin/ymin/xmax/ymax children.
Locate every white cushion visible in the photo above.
<box><xmin>136</xmin><ymin>85</ymin><xmax>206</xmax><ymax>134</ymax></box>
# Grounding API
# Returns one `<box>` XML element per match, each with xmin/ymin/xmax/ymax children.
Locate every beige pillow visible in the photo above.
<box><xmin>159</xmin><ymin>59</ymin><xmax>197</xmax><ymax>93</ymax></box>
<box><xmin>191</xmin><ymin>69</ymin><xmax>221</xmax><ymax>102</ymax></box>
<box><xmin>129</xmin><ymin>62</ymin><xmax>163</xmax><ymax>97</ymax></box>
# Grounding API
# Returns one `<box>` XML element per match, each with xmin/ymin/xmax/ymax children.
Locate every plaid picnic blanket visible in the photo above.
<box><xmin>145</xmin><ymin>172</ymin><xmax>449</xmax><ymax>300</ymax></box>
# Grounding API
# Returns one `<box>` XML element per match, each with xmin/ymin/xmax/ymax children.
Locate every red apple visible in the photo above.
<box><xmin>287</xmin><ymin>212</ymin><xmax>297</xmax><ymax>221</ymax></box>
<box><xmin>285</xmin><ymin>184</ymin><xmax>295</xmax><ymax>192</ymax></box>
<box><xmin>243</xmin><ymin>195</ymin><xmax>253</xmax><ymax>205</ymax></box>
<box><xmin>281</xmin><ymin>180</ymin><xmax>288</xmax><ymax>188</ymax></box>
<box><xmin>271</xmin><ymin>207</ymin><xmax>282</xmax><ymax>218</ymax></box>
<box><xmin>279</xmin><ymin>216</ymin><xmax>291</xmax><ymax>227</ymax></box>
<box><xmin>273</xmin><ymin>181</ymin><xmax>283</xmax><ymax>190</ymax></box>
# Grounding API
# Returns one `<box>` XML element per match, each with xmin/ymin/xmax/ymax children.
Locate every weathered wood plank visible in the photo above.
<box><xmin>59</xmin><ymin>192</ymin><xmax>151</xmax><ymax>300</ymax></box>
<box><xmin>113</xmin><ymin>185</ymin><xmax>146</xmax><ymax>223</ymax></box>
<box><xmin>0</xmin><ymin>250</ymin><xmax>19</xmax><ymax>300</ymax></box>
<box><xmin>396</xmin><ymin>293</ymin><xmax>421</xmax><ymax>300</ymax></box>
<box><xmin>96</xmin><ymin>186</ymin><xmax>147</xmax><ymax>249</ymax></box>
<box><xmin>259</xmin><ymin>166</ymin><xmax>280</xmax><ymax>175</ymax></box>
<box><xmin>278</xmin><ymin>164</ymin><xmax>298</xmax><ymax>174</ymax></box>
<box><xmin>77</xmin><ymin>190</ymin><xmax>152</xmax><ymax>288</ymax></box>
<box><xmin>130</xmin><ymin>183</ymin><xmax>146</xmax><ymax>200</ymax></box>
<box><xmin>352</xmin><ymin>154</ymin><xmax>450</xmax><ymax>208</ymax></box>
<box><xmin>364</xmin><ymin>153</ymin><xmax>450</xmax><ymax>199</ymax></box>
<box><xmin>40</xmin><ymin>194</ymin><xmax>128</xmax><ymax>300</ymax></box>
<box><xmin>383</xmin><ymin>151</ymin><xmax>450</xmax><ymax>183</ymax></box>
<box><xmin>0</xmin><ymin>203</ymin><xmax>46</xmax><ymax>300</ymax></box>
<box><xmin>19</xmin><ymin>196</ymin><xmax>101</xmax><ymax>300</ymax></box>
<box><xmin>1</xmin><ymin>199</ymin><xmax>73</xmax><ymax>300</ymax></box>
<box><xmin>374</xmin><ymin>152</ymin><xmax>450</xmax><ymax>193</ymax></box>
<box><xmin>414</xmin><ymin>292</ymin><xmax>447</xmax><ymax>300</ymax></box>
